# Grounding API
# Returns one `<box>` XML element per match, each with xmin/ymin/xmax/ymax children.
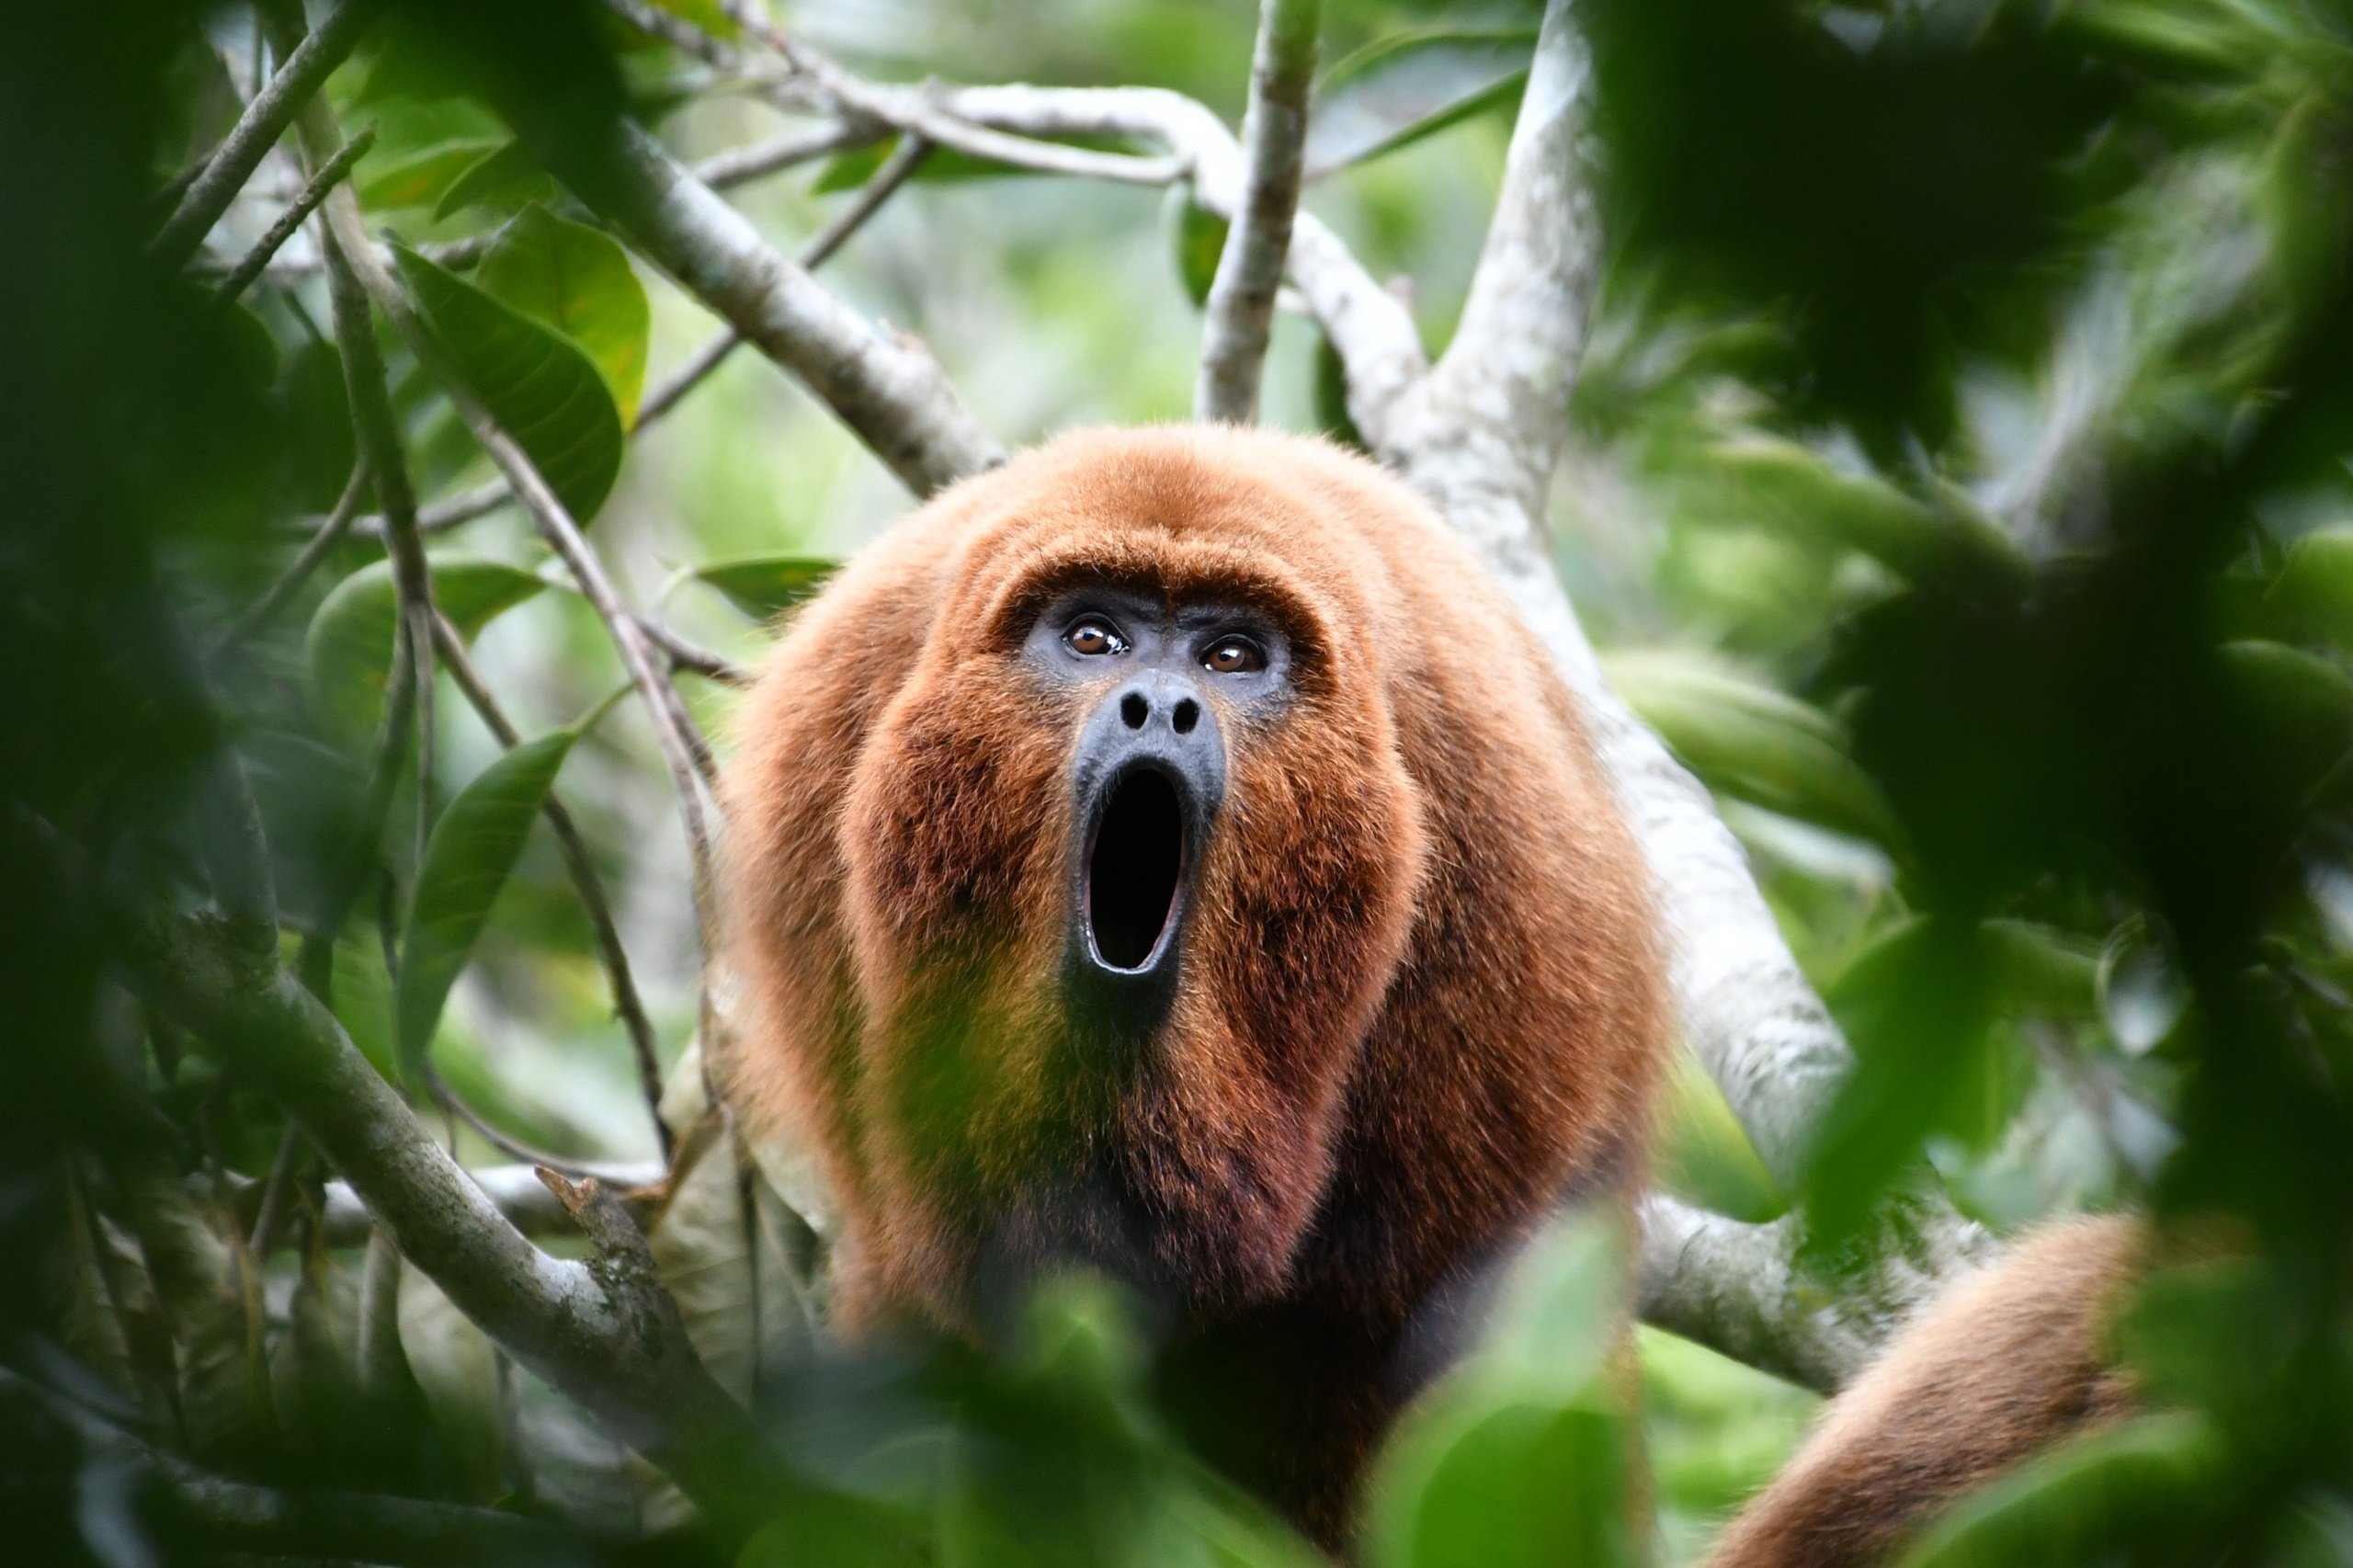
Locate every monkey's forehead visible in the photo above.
<box><xmin>922</xmin><ymin>424</ymin><xmax>1449</xmax><ymax>623</ymax></box>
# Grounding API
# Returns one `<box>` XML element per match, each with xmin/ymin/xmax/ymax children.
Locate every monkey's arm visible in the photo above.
<box><xmin>1701</xmin><ymin>1214</ymin><xmax>2143</xmax><ymax>1568</ymax></box>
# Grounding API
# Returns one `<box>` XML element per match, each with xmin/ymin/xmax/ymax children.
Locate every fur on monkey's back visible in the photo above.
<box><xmin>720</xmin><ymin>424</ymin><xmax>1667</xmax><ymax>1335</ymax></box>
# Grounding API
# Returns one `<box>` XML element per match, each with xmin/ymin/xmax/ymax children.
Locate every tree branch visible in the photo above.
<box><xmin>318</xmin><ymin>184</ymin><xmax>722</xmax><ymax>956</ymax></box>
<box><xmin>213</xmin><ymin>460</ymin><xmax>369</xmax><ymax>656</ymax></box>
<box><xmin>1289</xmin><ymin>0</ymin><xmax>1996</xmax><ymax>1374</ymax></box>
<box><xmin>695</xmin><ymin>120</ymin><xmax>882</xmax><ymax>192</ymax></box>
<box><xmin>16</xmin><ymin>1369</ymin><xmax>620</xmax><ymax>1567</ymax></box>
<box><xmin>321</xmin><ymin>212</ymin><xmax>438</xmax><ymax>871</ymax></box>
<box><xmin>117</xmin><ymin>901</ymin><xmax>789</xmax><ymax>1539</ymax></box>
<box><xmin>1195</xmin><ymin>0</ymin><xmax>1321</xmax><ymax>424</ymax></box>
<box><xmin>938</xmin><ymin>82</ymin><xmax>1429</xmax><ymax>437</ymax></box>
<box><xmin>537</xmin><ymin>115</ymin><xmax>1001</xmax><ymax>496</ymax></box>
<box><xmin>148</xmin><ymin>0</ymin><xmax>383</xmax><ymax>270</ymax></box>
<box><xmin>214</xmin><ymin>125</ymin><xmax>374</xmax><ymax>307</ymax></box>
<box><xmin>431</xmin><ymin>611</ymin><xmax>674</xmax><ymax>1162</ymax></box>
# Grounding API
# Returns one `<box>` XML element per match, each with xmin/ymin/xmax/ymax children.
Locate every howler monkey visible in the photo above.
<box><xmin>722</xmin><ymin>424</ymin><xmax>1667</xmax><ymax>1540</ymax></box>
<box><xmin>721</xmin><ymin>424</ymin><xmax>2134</xmax><ymax>1556</ymax></box>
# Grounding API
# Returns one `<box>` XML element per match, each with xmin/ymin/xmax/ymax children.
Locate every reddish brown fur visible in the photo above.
<box><xmin>1703</xmin><ymin>1214</ymin><xmax>2144</xmax><ymax>1568</ymax></box>
<box><xmin>721</xmin><ymin>425</ymin><xmax>1667</xmax><ymax>1538</ymax></box>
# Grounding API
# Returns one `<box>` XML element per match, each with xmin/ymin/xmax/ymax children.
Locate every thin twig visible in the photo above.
<box><xmin>1196</xmin><ymin>0</ymin><xmax>1321</xmax><ymax>424</ymax></box>
<box><xmin>322</xmin><ymin>190</ymin><xmax>722</xmax><ymax>952</ymax></box>
<box><xmin>695</xmin><ymin>119</ymin><xmax>881</xmax><ymax>191</ymax></box>
<box><xmin>633</xmin><ymin>328</ymin><xmax>745</xmax><ymax>432</ymax></box>
<box><xmin>424</xmin><ymin>1065</ymin><xmax>604</xmax><ymax>1177</ymax></box>
<box><xmin>214</xmin><ymin>460</ymin><xmax>369</xmax><ymax>655</ymax></box>
<box><xmin>214</xmin><ymin>126</ymin><xmax>375</xmax><ymax>306</ymax></box>
<box><xmin>636</xmin><ymin>614</ymin><xmax>751</xmax><ymax>687</ymax></box>
<box><xmin>148</xmin><ymin>0</ymin><xmax>383</xmax><ymax>269</ymax></box>
<box><xmin>322</xmin><ymin>215</ymin><xmax>438</xmax><ymax>871</ymax></box>
<box><xmin>430</xmin><ymin>611</ymin><xmax>674</xmax><ymax>1161</ymax></box>
<box><xmin>719</xmin><ymin>5</ymin><xmax>1188</xmax><ymax>187</ymax></box>
<box><xmin>246</xmin><ymin>1125</ymin><xmax>302</xmax><ymax>1255</ymax></box>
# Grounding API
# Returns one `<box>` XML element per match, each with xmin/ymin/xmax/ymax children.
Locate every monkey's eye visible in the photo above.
<box><xmin>1202</xmin><ymin>635</ymin><xmax>1267</xmax><ymax>675</ymax></box>
<box><xmin>1063</xmin><ymin>619</ymin><xmax>1129</xmax><ymax>656</ymax></box>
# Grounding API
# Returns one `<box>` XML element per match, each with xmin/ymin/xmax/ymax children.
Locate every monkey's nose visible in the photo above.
<box><xmin>1114</xmin><ymin>675</ymin><xmax>1206</xmax><ymax>739</ymax></box>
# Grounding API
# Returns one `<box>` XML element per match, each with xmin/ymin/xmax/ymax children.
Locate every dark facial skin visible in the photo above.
<box><xmin>1022</xmin><ymin>586</ymin><xmax>1292</xmax><ymax>1040</ymax></box>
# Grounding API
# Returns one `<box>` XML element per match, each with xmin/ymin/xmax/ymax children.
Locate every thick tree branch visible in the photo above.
<box><xmin>539</xmin><ymin>116</ymin><xmax>1001</xmax><ymax>496</ymax></box>
<box><xmin>1292</xmin><ymin>0</ymin><xmax>1996</xmax><ymax>1372</ymax></box>
<box><xmin>148</xmin><ymin>0</ymin><xmax>382</xmax><ymax>270</ymax></box>
<box><xmin>117</xmin><ymin>903</ymin><xmax>788</xmax><ymax>1539</ymax></box>
<box><xmin>1195</xmin><ymin>0</ymin><xmax>1321</xmax><ymax>424</ymax></box>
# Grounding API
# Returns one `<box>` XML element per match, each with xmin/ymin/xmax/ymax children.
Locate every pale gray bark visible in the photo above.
<box><xmin>1195</xmin><ymin>0</ymin><xmax>1322</xmax><ymax>424</ymax></box>
<box><xmin>554</xmin><ymin>120</ymin><xmax>1003</xmax><ymax>497</ymax></box>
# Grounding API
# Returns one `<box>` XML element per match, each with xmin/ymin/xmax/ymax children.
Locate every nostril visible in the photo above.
<box><xmin>1172</xmin><ymin>698</ymin><xmax>1199</xmax><ymax>735</ymax></box>
<box><xmin>1120</xmin><ymin>692</ymin><xmax>1149</xmax><ymax>730</ymax></box>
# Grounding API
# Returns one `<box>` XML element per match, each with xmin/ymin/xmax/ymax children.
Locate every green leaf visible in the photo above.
<box><xmin>475</xmin><ymin>204</ymin><xmax>651</xmax><ymax>424</ymax></box>
<box><xmin>642</xmin><ymin>0</ymin><xmax>738</xmax><ymax>40</ymax></box>
<box><xmin>2260</xmin><ymin>528</ymin><xmax>2353</xmax><ymax>644</ymax></box>
<box><xmin>358</xmin><ymin>137</ymin><xmax>506</xmax><ymax>211</ymax></box>
<box><xmin>392</xmin><ymin>725</ymin><xmax>580</xmax><ymax>1081</ymax></box>
<box><xmin>305</xmin><ymin>556</ymin><xmax>546</xmax><ymax>747</ymax></box>
<box><xmin>392</xmin><ymin>244</ymin><xmax>625</xmax><ymax>522</ymax></box>
<box><xmin>1654</xmin><ymin>1049</ymin><xmax>1785</xmax><ymax>1222</ymax></box>
<box><xmin>646</xmin><ymin>1109</ymin><xmax>757</xmax><ymax>1405</ymax></box>
<box><xmin>1306</xmin><ymin>29</ymin><xmax>1538</xmax><ymax>176</ymax></box>
<box><xmin>689</xmin><ymin>553</ymin><xmax>839</xmax><ymax>620</ymax></box>
<box><xmin>1364</xmin><ymin>1213</ymin><xmax>1635</xmax><ymax>1568</ymax></box>
<box><xmin>395</xmin><ymin>1267</ymin><xmax>506</xmax><ymax>1499</ymax></box>
<box><xmin>1699</xmin><ymin>437</ymin><xmax>2024</xmax><ymax>583</ymax></box>
<box><xmin>1165</xmin><ymin>185</ymin><xmax>1228</xmax><ymax>308</ymax></box>
<box><xmin>432</xmin><ymin>138</ymin><xmax>552</xmax><ymax>222</ymax></box>
<box><xmin>1606</xmin><ymin>651</ymin><xmax>1904</xmax><ymax>847</ymax></box>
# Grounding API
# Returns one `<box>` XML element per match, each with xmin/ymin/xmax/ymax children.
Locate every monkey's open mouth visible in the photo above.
<box><xmin>1086</xmin><ymin>767</ymin><xmax>1186</xmax><ymax>972</ymax></box>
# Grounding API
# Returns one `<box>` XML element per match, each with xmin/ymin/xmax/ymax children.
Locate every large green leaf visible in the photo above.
<box><xmin>475</xmin><ymin>204</ymin><xmax>651</xmax><ymax>424</ymax></box>
<box><xmin>645</xmin><ymin>1109</ymin><xmax>757</xmax><ymax>1405</ymax></box>
<box><xmin>1607</xmin><ymin>651</ymin><xmax>1904</xmax><ymax>847</ymax></box>
<box><xmin>395</xmin><ymin>1267</ymin><xmax>506</xmax><ymax>1499</ymax></box>
<box><xmin>1363</xmin><ymin>1214</ymin><xmax>1635</xmax><ymax>1568</ymax></box>
<box><xmin>358</xmin><ymin>137</ymin><xmax>506</xmax><ymax>212</ymax></box>
<box><xmin>392</xmin><ymin>726</ymin><xmax>579</xmax><ymax>1081</ymax></box>
<box><xmin>392</xmin><ymin>244</ymin><xmax>624</xmax><ymax>522</ymax></box>
<box><xmin>689</xmin><ymin>554</ymin><xmax>839</xmax><ymax>620</ymax></box>
<box><xmin>433</xmin><ymin>138</ymin><xmax>553</xmax><ymax>222</ymax></box>
<box><xmin>305</xmin><ymin>556</ymin><xmax>546</xmax><ymax>747</ymax></box>
<box><xmin>1305</xmin><ymin>29</ymin><xmax>1537</xmax><ymax>176</ymax></box>
<box><xmin>1699</xmin><ymin>436</ymin><xmax>2023</xmax><ymax>583</ymax></box>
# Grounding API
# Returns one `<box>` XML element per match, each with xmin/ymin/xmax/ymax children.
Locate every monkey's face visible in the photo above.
<box><xmin>835</xmin><ymin>497</ymin><xmax>1427</xmax><ymax>1326</ymax></box>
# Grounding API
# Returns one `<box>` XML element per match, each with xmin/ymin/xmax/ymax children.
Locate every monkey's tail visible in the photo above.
<box><xmin>1699</xmin><ymin>1213</ymin><xmax>2143</xmax><ymax>1568</ymax></box>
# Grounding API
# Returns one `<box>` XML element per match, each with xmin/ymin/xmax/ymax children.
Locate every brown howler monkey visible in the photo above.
<box><xmin>721</xmin><ymin>424</ymin><xmax>1667</xmax><ymax>1541</ymax></box>
<box><xmin>720</xmin><ymin>422</ymin><xmax>2137</xmax><ymax>1556</ymax></box>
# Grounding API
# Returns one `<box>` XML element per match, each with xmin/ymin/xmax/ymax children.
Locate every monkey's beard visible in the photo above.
<box><xmin>864</xmin><ymin>952</ymin><xmax>1338</xmax><ymax>1332</ymax></box>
